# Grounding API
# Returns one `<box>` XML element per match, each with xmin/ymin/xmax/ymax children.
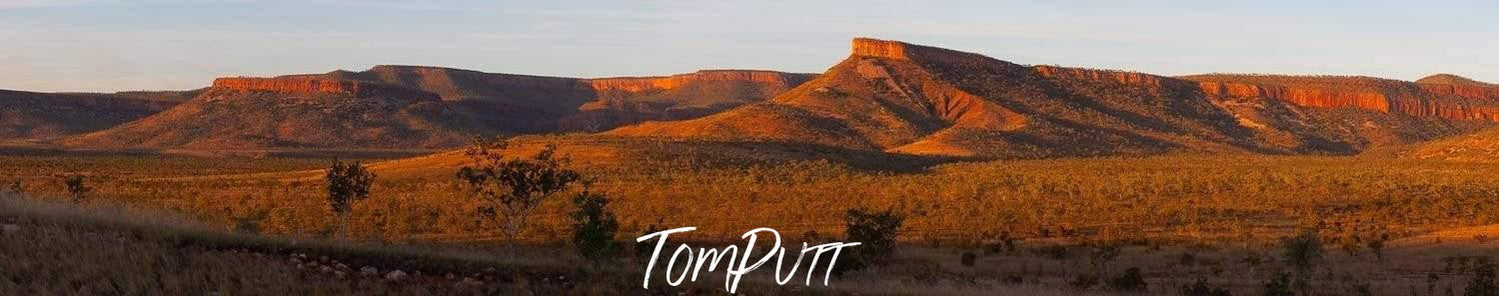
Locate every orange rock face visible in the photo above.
<box><xmin>1197</xmin><ymin>81</ymin><xmax>1392</xmax><ymax>112</ymax></box>
<box><xmin>1036</xmin><ymin>69</ymin><xmax>1499</xmax><ymax>122</ymax></box>
<box><xmin>1418</xmin><ymin>83</ymin><xmax>1499</xmax><ymax>100</ymax></box>
<box><xmin>211</xmin><ymin>77</ymin><xmax>439</xmax><ymax>101</ymax></box>
<box><xmin>851</xmin><ymin>38</ymin><xmax>911</xmax><ymax>60</ymax></box>
<box><xmin>1035</xmin><ymin>66</ymin><xmax>1176</xmax><ymax>90</ymax></box>
<box><xmin>586</xmin><ymin>70</ymin><xmax>810</xmax><ymax>93</ymax></box>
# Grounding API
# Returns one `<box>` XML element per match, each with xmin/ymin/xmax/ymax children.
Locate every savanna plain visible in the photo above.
<box><xmin>5</xmin><ymin>136</ymin><xmax>1499</xmax><ymax>296</ymax></box>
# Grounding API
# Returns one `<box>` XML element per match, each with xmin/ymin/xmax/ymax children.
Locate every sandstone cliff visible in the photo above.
<box><xmin>211</xmin><ymin>77</ymin><xmax>441</xmax><ymax>102</ymax></box>
<box><xmin>611</xmin><ymin>38</ymin><xmax>1494</xmax><ymax>158</ymax></box>
<box><xmin>1183</xmin><ymin>75</ymin><xmax>1499</xmax><ymax>122</ymax></box>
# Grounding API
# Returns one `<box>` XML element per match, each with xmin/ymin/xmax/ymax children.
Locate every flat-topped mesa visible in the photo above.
<box><xmin>1188</xmin><ymin>75</ymin><xmax>1499</xmax><ymax>121</ymax></box>
<box><xmin>851</xmin><ymin>38</ymin><xmax>913</xmax><ymax>60</ymax></box>
<box><xmin>1415</xmin><ymin>74</ymin><xmax>1499</xmax><ymax>100</ymax></box>
<box><xmin>586</xmin><ymin>70</ymin><xmax>813</xmax><ymax>93</ymax></box>
<box><xmin>365</xmin><ymin>65</ymin><xmax>588</xmax><ymax>89</ymax></box>
<box><xmin>1418</xmin><ymin>83</ymin><xmax>1499</xmax><ymax>100</ymax></box>
<box><xmin>1196</xmin><ymin>81</ymin><xmax>1392</xmax><ymax>112</ymax></box>
<box><xmin>849</xmin><ymin>38</ymin><xmax>1023</xmax><ymax>72</ymax></box>
<box><xmin>210</xmin><ymin>77</ymin><xmax>439</xmax><ymax>101</ymax></box>
<box><xmin>1034</xmin><ymin>65</ymin><xmax>1191</xmax><ymax>90</ymax></box>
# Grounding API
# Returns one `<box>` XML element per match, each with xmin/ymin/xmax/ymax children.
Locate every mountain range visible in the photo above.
<box><xmin>4</xmin><ymin>38</ymin><xmax>1497</xmax><ymax>159</ymax></box>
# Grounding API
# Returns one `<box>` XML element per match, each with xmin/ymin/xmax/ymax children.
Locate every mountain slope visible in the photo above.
<box><xmin>294</xmin><ymin>66</ymin><xmax>814</xmax><ymax>133</ymax></box>
<box><xmin>612</xmin><ymin>38</ymin><xmax>1253</xmax><ymax>157</ymax></box>
<box><xmin>611</xmin><ymin>38</ymin><xmax>1496</xmax><ymax>158</ymax></box>
<box><xmin>1402</xmin><ymin>127</ymin><xmax>1499</xmax><ymax>162</ymax></box>
<box><xmin>1417</xmin><ymin>74</ymin><xmax>1498</xmax><ymax>88</ymax></box>
<box><xmin>61</xmin><ymin>67</ymin><xmax>811</xmax><ymax>150</ymax></box>
<box><xmin>64</xmin><ymin>78</ymin><xmax>487</xmax><ymax>149</ymax></box>
<box><xmin>0</xmin><ymin>90</ymin><xmax>187</xmax><ymax>140</ymax></box>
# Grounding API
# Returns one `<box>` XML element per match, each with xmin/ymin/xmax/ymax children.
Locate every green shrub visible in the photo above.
<box><xmin>456</xmin><ymin>138</ymin><xmax>580</xmax><ymax>243</ymax></box>
<box><xmin>326</xmin><ymin>159</ymin><xmax>374</xmax><ymax>238</ymax></box>
<box><xmin>1262</xmin><ymin>273</ymin><xmax>1294</xmax><ymax>296</ymax></box>
<box><xmin>570</xmin><ymin>190</ymin><xmax>620</xmax><ymax>262</ymax></box>
<box><xmin>1468</xmin><ymin>260</ymin><xmax>1498</xmax><ymax>296</ymax></box>
<box><xmin>1181</xmin><ymin>278</ymin><xmax>1232</xmax><ymax>296</ymax></box>
<box><xmin>1108</xmin><ymin>267</ymin><xmax>1147</xmax><ymax>293</ymax></box>
<box><xmin>63</xmin><ymin>175</ymin><xmax>89</xmax><ymax>202</ymax></box>
<box><xmin>837</xmin><ymin>208</ymin><xmax>903</xmax><ymax>275</ymax></box>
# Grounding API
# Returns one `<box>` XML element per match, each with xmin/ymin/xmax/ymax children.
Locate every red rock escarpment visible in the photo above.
<box><xmin>850</xmin><ymin>38</ymin><xmax>996</xmax><ymax>65</ymax></box>
<box><xmin>851</xmin><ymin>38</ymin><xmax>912</xmax><ymax>60</ymax></box>
<box><xmin>1417</xmin><ymin>83</ymin><xmax>1499</xmax><ymax>100</ymax></box>
<box><xmin>1194</xmin><ymin>79</ymin><xmax>1499</xmax><ymax>121</ymax></box>
<box><xmin>211</xmin><ymin>77</ymin><xmax>440</xmax><ymax>101</ymax></box>
<box><xmin>1196</xmin><ymin>81</ymin><xmax>1394</xmax><ymax>112</ymax></box>
<box><xmin>1033</xmin><ymin>65</ymin><xmax>1193</xmax><ymax>90</ymax></box>
<box><xmin>1032</xmin><ymin>69</ymin><xmax>1499</xmax><ymax>122</ymax></box>
<box><xmin>586</xmin><ymin>70</ymin><xmax>812</xmax><ymax>93</ymax></box>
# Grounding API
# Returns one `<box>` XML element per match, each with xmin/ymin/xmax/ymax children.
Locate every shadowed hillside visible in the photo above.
<box><xmin>611</xmin><ymin>38</ymin><xmax>1494</xmax><ymax>158</ymax></box>
<box><xmin>50</xmin><ymin>66</ymin><xmax>810</xmax><ymax>150</ymax></box>
<box><xmin>0</xmin><ymin>89</ymin><xmax>193</xmax><ymax>140</ymax></box>
<box><xmin>299</xmin><ymin>65</ymin><xmax>814</xmax><ymax>133</ymax></box>
<box><xmin>63</xmin><ymin>78</ymin><xmax>488</xmax><ymax>149</ymax></box>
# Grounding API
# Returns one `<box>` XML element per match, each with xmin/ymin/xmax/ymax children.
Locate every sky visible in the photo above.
<box><xmin>1</xmin><ymin>0</ymin><xmax>1496</xmax><ymax>92</ymax></box>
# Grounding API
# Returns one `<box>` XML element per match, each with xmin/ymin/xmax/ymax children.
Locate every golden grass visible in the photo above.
<box><xmin>2</xmin><ymin>192</ymin><xmax>1134</xmax><ymax>295</ymax></box>
<box><xmin>8</xmin><ymin>147</ymin><xmax>1499</xmax><ymax>294</ymax></box>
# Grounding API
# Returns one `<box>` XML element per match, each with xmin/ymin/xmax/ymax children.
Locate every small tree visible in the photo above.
<box><xmin>960</xmin><ymin>251</ymin><xmax>978</xmax><ymax>267</ymax></box>
<box><xmin>837</xmin><ymin>208</ymin><xmax>903</xmax><ymax>275</ymax></box>
<box><xmin>63</xmin><ymin>175</ymin><xmax>89</xmax><ymax>202</ymax></box>
<box><xmin>456</xmin><ymin>137</ymin><xmax>580</xmax><ymax>243</ymax></box>
<box><xmin>4</xmin><ymin>180</ymin><xmax>21</xmax><ymax>195</ymax></box>
<box><xmin>571</xmin><ymin>187</ymin><xmax>620</xmax><ymax>262</ymax></box>
<box><xmin>1182</xmin><ymin>278</ymin><xmax>1232</xmax><ymax>296</ymax></box>
<box><xmin>1262</xmin><ymin>273</ymin><xmax>1294</xmax><ymax>296</ymax></box>
<box><xmin>1108</xmin><ymin>266</ymin><xmax>1148</xmax><ymax>293</ymax></box>
<box><xmin>1339</xmin><ymin>232</ymin><xmax>1362</xmax><ymax>257</ymax></box>
<box><xmin>1367</xmin><ymin>232</ymin><xmax>1388</xmax><ymax>261</ymax></box>
<box><xmin>636</xmin><ymin>220</ymin><xmax>663</xmax><ymax>259</ymax></box>
<box><xmin>1468</xmin><ymin>261</ymin><xmax>1498</xmax><ymax>296</ymax></box>
<box><xmin>326</xmin><ymin>159</ymin><xmax>374</xmax><ymax>238</ymax></box>
<box><xmin>1282</xmin><ymin>228</ymin><xmax>1324</xmax><ymax>293</ymax></box>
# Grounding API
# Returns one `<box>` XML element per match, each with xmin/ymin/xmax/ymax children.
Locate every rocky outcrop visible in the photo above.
<box><xmin>1418</xmin><ymin>83</ymin><xmax>1499</xmax><ymax>100</ymax></box>
<box><xmin>586</xmin><ymin>70</ymin><xmax>812</xmax><ymax>93</ymax></box>
<box><xmin>1416</xmin><ymin>75</ymin><xmax>1499</xmax><ymax>100</ymax></box>
<box><xmin>850</xmin><ymin>38</ymin><xmax>996</xmax><ymax>66</ymax></box>
<box><xmin>1196</xmin><ymin>81</ymin><xmax>1392</xmax><ymax>112</ymax></box>
<box><xmin>211</xmin><ymin>77</ymin><xmax>440</xmax><ymax>101</ymax></box>
<box><xmin>851</xmin><ymin>38</ymin><xmax>912</xmax><ymax>60</ymax></box>
<box><xmin>1186</xmin><ymin>75</ymin><xmax>1499</xmax><ymax>122</ymax></box>
<box><xmin>1034</xmin><ymin>66</ymin><xmax>1190</xmax><ymax>90</ymax></box>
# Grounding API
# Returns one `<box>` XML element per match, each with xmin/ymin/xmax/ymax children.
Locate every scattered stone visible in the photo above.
<box><xmin>319</xmin><ymin>266</ymin><xmax>334</xmax><ymax>274</ymax></box>
<box><xmin>445</xmin><ymin>273</ymin><xmax>456</xmax><ymax>280</ymax></box>
<box><xmin>360</xmin><ymin>266</ymin><xmax>378</xmax><ymax>277</ymax></box>
<box><xmin>334</xmin><ymin>271</ymin><xmax>347</xmax><ymax>278</ymax></box>
<box><xmin>335</xmin><ymin>263</ymin><xmax>349</xmax><ymax>270</ymax></box>
<box><xmin>461</xmin><ymin>277</ymin><xmax>483</xmax><ymax>286</ymax></box>
<box><xmin>1</xmin><ymin>224</ymin><xmax>19</xmax><ymax>235</ymax></box>
<box><xmin>384</xmin><ymin>270</ymin><xmax>408</xmax><ymax>281</ymax></box>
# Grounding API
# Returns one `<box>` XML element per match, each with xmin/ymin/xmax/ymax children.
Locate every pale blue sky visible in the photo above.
<box><xmin>2</xmin><ymin>0</ymin><xmax>1496</xmax><ymax>92</ymax></box>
